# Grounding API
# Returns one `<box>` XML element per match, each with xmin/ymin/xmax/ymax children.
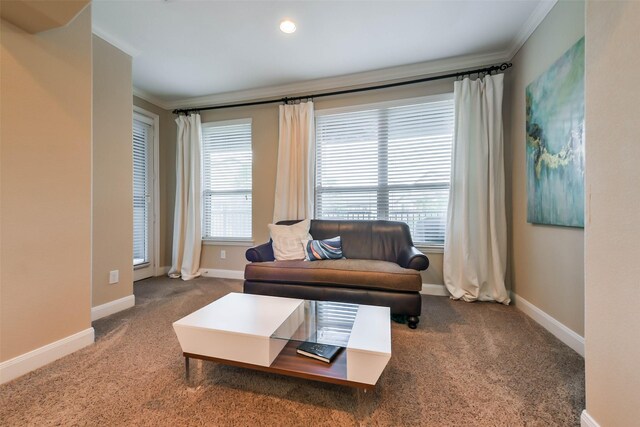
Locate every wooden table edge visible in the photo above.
<box><xmin>183</xmin><ymin>348</ymin><xmax>376</xmax><ymax>390</ymax></box>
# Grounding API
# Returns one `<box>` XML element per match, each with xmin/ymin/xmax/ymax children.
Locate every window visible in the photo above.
<box><xmin>201</xmin><ymin>119</ymin><xmax>252</xmax><ymax>240</ymax></box>
<box><xmin>315</xmin><ymin>95</ymin><xmax>454</xmax><ymax>247</ymax></box>
<box><xmin>133</xmin><ymin>115</ymin><xmax>152</xmax><ymax>266</ymax></box>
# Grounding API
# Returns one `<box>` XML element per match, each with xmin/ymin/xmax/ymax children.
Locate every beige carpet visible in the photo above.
<box><xmin>0</xmin><ymin>276</ymin><xmax>584</xmax><ymax>426</ymax></box>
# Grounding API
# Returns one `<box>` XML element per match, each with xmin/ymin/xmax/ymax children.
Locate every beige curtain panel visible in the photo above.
<box><xmin>273</xmin><ymin>101</ymin><xmax>315</xmax><ymax>222</ymax></box>
<box><xmin>444</xmin><ymin>74</ymin><xmax>510</xmax><ymax>304</ymax></box>
<box><xmin>169</xmin><ymin>113</ymin><xmax>202</xmax><ymax>280</ymax></box>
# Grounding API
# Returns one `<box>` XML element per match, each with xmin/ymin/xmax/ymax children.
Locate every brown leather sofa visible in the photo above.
<box><xmin>244</xmin><ymin>220</ymin><xmax>429</xmax><ymax>329</ymax></box>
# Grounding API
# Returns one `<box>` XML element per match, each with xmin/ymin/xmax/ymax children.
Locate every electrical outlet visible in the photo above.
<box><xmin>109</xmin><ymin>270</ymin><xmax>119</xmax><ymax>284</ymax></box>
<box><xmin>220</xmin><ymin>250</ymin><xmax>226</xmax><ymax>259</ymax></box>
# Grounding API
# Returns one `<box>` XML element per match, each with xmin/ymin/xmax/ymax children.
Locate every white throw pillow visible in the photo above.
<box><xmin>268</xmin><ymin>219</ymin><xmax>311</xmax><ymax>261</ymax></box>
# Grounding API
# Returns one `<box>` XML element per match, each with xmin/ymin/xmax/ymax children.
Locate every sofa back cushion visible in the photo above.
<box><xmin>277</xmin><ymin>220</ymin><xmax>415</xmax><ymax>264</ymax></box>
<box><xmin>268</xmin><ymin>219</ymin><xmax>311</xmax><ymax>261</ymax></box>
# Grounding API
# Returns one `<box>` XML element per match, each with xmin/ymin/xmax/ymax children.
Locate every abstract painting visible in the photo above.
<box><xmin>526</xmin><ymin>37</ymin><xmax>585</xmax><ymax>227</ymax></box>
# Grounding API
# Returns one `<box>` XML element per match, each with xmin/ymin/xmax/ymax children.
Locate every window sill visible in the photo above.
<box><xmin>202</xmin><ymin>239</ymin><xmax>255</xmax><ymax>247</ymax></box>
<box><xmin>416</xmin><ymin>245</ymin><xmax>444</xmax><ymax>254</ymax></box>
<box><xmin>133</xmin><ymin>262</ymin><xmax>150</xmax><ymax>270</ymax></box>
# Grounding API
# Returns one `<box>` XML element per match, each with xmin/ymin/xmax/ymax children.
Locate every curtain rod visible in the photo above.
<box><xmin>172</xmin><ymin>62</ymin><xmax>512</xmax><ymax>115</ymax></box>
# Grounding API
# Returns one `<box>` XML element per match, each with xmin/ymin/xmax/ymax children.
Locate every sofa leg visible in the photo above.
<box><xmin>407</xmin><ymin>316</ymin><xmax>419</xmax><ymax>329</ymax></box>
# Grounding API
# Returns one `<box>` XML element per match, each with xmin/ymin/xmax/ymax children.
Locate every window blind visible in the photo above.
<box><xmin>201</xmin><ymin>120</ymin><xmax>252</xmax><ymax>240</ymax></box>
<box><xmin>133</xmin><ymin>119</ymin><xmax>150</xmax><ymax>266</ymax></box>
<box><xmin>315</xmin><ymin>96</ymin><xmax>454</xmax><ymax>246</ymax></box>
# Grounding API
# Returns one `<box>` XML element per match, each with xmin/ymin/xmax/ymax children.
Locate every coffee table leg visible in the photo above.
<box><xmin>354</xmin><ymin>387</ymin><xmax>372</xmax><ymax>422</ymax></box>
<box><xmin>185</xmin><ymin>356</ymin><xmax>190</xmax><ymax>378</ymax></box>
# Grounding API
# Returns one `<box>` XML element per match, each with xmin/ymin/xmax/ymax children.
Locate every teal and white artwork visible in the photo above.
<box><xmin>526</xmin><ymin>37</ymin><xmax>585</xmax><ymax>227</ymax></box>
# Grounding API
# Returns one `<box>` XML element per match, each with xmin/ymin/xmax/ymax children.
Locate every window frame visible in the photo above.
<box><xmin>200</xmin><ymin>118</ymin><xmax>254</xmax><ymax>244</ymax></box>
<box><xmin>314</xmin><ymin>93</ymin><xmax>454</xmax><ymax>252</ymax></box>
<box><xmin>132</xmin><ymin>106</ymin><xmax>161</xmax><ymax>277</ymax></box>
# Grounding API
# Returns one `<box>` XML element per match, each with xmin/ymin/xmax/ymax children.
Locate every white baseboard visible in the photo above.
<box><xmin>512</xmin><ymin>293</ymin><xmax>584</xmax><ymax>357</ymax></box>
<box><xmin>581</xmin><ymin>410</ymin><xmax>600</xmax><ymax>427</ymax></box>
<box><xmin>155</xmin><ymin>265</ymin><xmax>171</xmax><ymax>276</ymax></box>
<box><xmin>199</xmin><ymin>268</ymin><xmax>245</xmax><ymax>280</ymax></box>
<box><xmin>0</xmin><ymin>327</ymin><xmax>94</xmax><ymax>384</ymax></box>
<box><xmin>421</xmin><ymin>283</ymin><xmax>449</xmax><ymax>296</ymax></box>
<box><xmin>91</xmin><ymin>295</ymin><xmax>135</xmax><ymax>321</ymax></box>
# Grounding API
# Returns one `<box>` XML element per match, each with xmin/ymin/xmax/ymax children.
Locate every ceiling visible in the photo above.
<box><xmin>92</xmin><ymin>0</ymin><xmax>556</xmax><ymax>108</ymax></box>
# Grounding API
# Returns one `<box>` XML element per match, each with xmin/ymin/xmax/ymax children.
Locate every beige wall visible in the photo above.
<box><xmin>198</xmin><ymin>80</ymin><xmax>453</xmax><ymax>285</ymax></box>
<box><xmin>584</xmin><ymin>1</ymin><xmax>640</xmax><ymax>424</ymax></box>
<box><xmin>132</xmin><ymin>96</ymin><xmax>177</xmax><ymax>269</ymax></box>
<box><xmin>0</xmin><ymin>0</ymin><xmax>89</xmax><ymax>34</ymax></box>
<box><xmin>0</xmin><ymin>7</ymin><xmax>92</xmax><ymax>361</ymax></box>
<box><xmin>92</xmin><ymin>35</ymin><xmax>133</xmax><ymax>307</ymax></box>
<box><xmin>504</xmin><ymin>1</ymin><xmax>585</xmax><ymax>335</ymax></box>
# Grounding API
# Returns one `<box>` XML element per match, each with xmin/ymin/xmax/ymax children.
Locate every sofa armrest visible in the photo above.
<box><xmin>245</xmin><ymin>241</ymin><xmax>275</xmax><ymax>263</ymax></box>
<box><xmin>397</xmin><ymin>246</ymin><xmax>429</xmax><ymax>271</ymax></box>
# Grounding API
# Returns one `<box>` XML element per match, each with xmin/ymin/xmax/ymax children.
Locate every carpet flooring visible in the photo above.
<box><xmin>0</xmin><ymin>276</ymin><xmax>585</xmax><ymax>426</ymax></box>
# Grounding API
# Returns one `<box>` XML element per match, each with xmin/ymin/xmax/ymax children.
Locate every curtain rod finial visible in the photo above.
<box><xmin>499</xmin><ymin>63</ymin><xmax>512</xmax><ymax>71</ymax></box>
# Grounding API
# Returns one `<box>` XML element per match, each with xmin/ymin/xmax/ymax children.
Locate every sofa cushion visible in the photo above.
<box><xmin>268</xmin><ymin>219</ymin><xmax>311</xmax><ymax>261</ymax></box>
<box><xmin>244</xmin><ymin>259</ymin><xmax>422</xmax><ymax>292</ymax></box>
<box><xmin>302</xmin><ymin>236</ymin><xmax>343</xmax><ymax>261</ymax></box>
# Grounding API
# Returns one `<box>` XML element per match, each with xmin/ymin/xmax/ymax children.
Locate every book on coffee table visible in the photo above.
<box><xmin>296</xmin><ymin>341</ymin><xmax>343</xmax><ymax>363</ymax></box>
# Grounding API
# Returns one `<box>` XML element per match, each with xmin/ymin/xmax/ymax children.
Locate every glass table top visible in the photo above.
<box><xmin>270</xmin><ymin>300</ymin><xmax>359</xmax><ymax>347</ymax></box>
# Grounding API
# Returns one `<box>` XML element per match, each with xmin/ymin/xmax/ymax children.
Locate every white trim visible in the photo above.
<box><xmin>91</xmin><ymin>295</ymin><xmax>135</xmax><ymax>321</ymax></box>
<box><xmin>92</xmin><ymin>26</ymin><xmax>140</xmax><ymax>58</ymax></box>
<box><xmin>0</xmin><ymin>328</ymin><xmax>95</xmax><ymax>384</ymax></box>
<box><xmin>150</xmin><ymin>109</ymin><xmax>161</xmax><ymax>283</ymax></box>
<box><xmin>133</xmin><ymin>87</ymin><xmax>171</xmax><ymax>110</ymax></box>
<box><xmin>133</xmin><ymin>111</ymin><xmax>154</xmax><ymax>126</ymax></box>
<box><xmin>156</xmin><ymin>265</ymin><xmax>171</xmax><ymax>276</ymax></box>
<box><xmin>92</xmin><ymin>27</ymin><xmax>139</xmax><ymax>58</ymax></box>
<box><xmin>199</xmin><ymin>268</ymin><xmax>245</xmax><ymax>280</ymax></box>
<box><xmin>133</xmin><ymin>107</ymin><xmax>160</xmax><ymax>282</ymax></box>
<box><xmin>581</xmin><ymin>410</ymin><xmax>601</xmax><ymax>427</ymax></box>
<box><xmin>505</xmin><ymin>0</ymin><xmax>558</xmax><ymax>60</ymax></box>
<box><xmin>314</xmin><ymin>93</ymin><xmax>454</xmax><ymax>117</ymax></box>
<box><xmin>166</xmin><ymin>52</ymin><xmax>505</xmax><ymax>110</ymax></box>
<box><xmin>512</xmin><ymin>293</ymin><xmax>584</xmax><ymax>357</ymax></box>
<box><xmin>420</xmin><ymin>283</ymin><xmax>449</xmax><ymax>297</ymax></box>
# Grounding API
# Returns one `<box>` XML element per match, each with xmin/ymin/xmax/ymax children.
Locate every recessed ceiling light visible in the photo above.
<box><xmin>280</xmin><ymin>20</ymin><xmax>296</xmax><ymax>34</ymax></box>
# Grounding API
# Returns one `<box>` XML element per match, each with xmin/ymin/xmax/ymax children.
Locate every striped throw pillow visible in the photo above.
<box><xmin>302</xmin><ymin>236</ymin><xmax>343</xmax><ymax>261</ymax></box>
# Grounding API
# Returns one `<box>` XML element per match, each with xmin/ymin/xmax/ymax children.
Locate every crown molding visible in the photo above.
<box><xmin>133</xmin><ymin>87</ymin><xmax>172</xmax><ymax>110</ymax></box>
<box><xmin>506</xmin><ymin>0</ymin><xmax>557</xmax><ymax>60</ymax></box>
<box><xmin>92</xmin><ymin>24</ymin><xmax>141</xmax><ymax>58</ymax></box>
<box><xmin>165</xmin><ymin>50</ymin><xmax>508</xmax><ymax>110</ymax></box>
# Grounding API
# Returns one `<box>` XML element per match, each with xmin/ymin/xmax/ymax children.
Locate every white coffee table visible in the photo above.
<box><xmin>173</xmin><ymin>293</ymin><xmax>391</xmax><ymax>389</ymax></box>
